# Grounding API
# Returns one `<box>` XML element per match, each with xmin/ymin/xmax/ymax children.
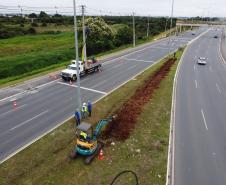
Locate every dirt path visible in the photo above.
<box><xmin>103</xmin><ymin>58</ymin><xmax>176</xmax><ymax>140</ymax></box>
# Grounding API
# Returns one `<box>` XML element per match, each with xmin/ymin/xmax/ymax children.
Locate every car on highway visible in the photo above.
<box><xmin>192</xmin><ymin>33</ymin><xmax>196</xmax><ymax>35</ymax></box>
<box><xmin>214</xmin><ymin>35</ymin><xmax>218</xmax><ymax>38</ymax></box>
<box><xmin>197</xmin><ymin>57</ymin><xmax>207</xmax><ymax>65</ymax></box>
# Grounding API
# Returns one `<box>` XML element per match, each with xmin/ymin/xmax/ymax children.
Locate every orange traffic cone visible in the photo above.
<box><xmin>98</xmin><ymin>149</ymin><xmax>104</xmax><ymax>160</ymax></box>
<box><xmin>13</xmin><ymin>101</ymin><xmax>17</xmax><ymax>109</ymax></box>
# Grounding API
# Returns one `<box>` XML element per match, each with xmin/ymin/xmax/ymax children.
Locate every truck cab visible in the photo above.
<box><xmin>60</xmin><ymin>59</ymin><xmax>102</xmax><ymax>81</ymax></box>
<box><xmin>60</xmin><ymin>61</ymin><xmax>84</xmax><ymax>81</ymax></box>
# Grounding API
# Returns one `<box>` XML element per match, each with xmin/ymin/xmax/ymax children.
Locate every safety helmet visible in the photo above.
<box><xmin>83</xmin><ymin>102</ymin><xmax>87</xmax><ymax>106</ymax></box>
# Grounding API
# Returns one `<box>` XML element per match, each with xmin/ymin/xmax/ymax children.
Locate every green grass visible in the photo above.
<box><xmin>0</xmin><ymin>27</ymin><xmax>169</xmax><ymax>87</ymax></box>
<box><xmin>0</xmin><ymin>32</ymin><xmax>74</xmax><ymax>58</ymax></box>
<box><xmin>0</xmin><ymin>49</ymin><xmax>184</xmax><ymax>185</ymax></box>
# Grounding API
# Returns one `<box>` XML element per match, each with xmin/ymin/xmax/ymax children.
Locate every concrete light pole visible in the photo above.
<box><xmin>73</xmin><ymin>0</ymin><xmax>82</xmax><ymax>109</ymax></box>
<box><xmin>147</xmin><ymin>16</ymin><xmax>150</xmax><ymax>37</ymax></box>
<box><xmin>81</xmin><ymin>5</ymin><xmax>87</xmax><ymax>62</ymax></box>
<box><xmin>168</xmin><ymin>0</ymin><xmax>175</xmax><ymax>54</ymax></box>
<box><xmin>165</xmin><ymin>18</ymin><xmax>168</xmax><ymax>35</ymax></box>
<box><xmin>133</xmin><ymin>12</ymin><xmax>136</xmax><ymax>47</ymax></box>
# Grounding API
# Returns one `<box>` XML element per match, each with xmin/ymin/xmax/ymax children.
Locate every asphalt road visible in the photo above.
<box><xmin>0</xmin><ymin>28</ymin><xmax>205</xmax><ymax>163</ymax></box>
<box><xmin>174</xmin><ymin>28</ymin><xmax>226</xmax><ymax>185</ymax></box>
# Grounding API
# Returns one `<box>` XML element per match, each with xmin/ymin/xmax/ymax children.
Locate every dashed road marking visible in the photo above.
<box><xmin>91</xmin><ymin>80</ymin><xmax>107</xmax><ymax>89</ymax></box>
<box><xmin>209</xmin><ymin>66</ymin><xmax>213</xmax><ymax>72</ymax></box>
<box><xmin>0</xmin><ymin>104</ymin><xmax>27</xmax><ymax>118</ymax></box>
<box><xmin>123</xmin><ymin>58</ymin><xmax>154</xmax><ymax>63</ymax></box>
<box><xmin>201</xmin><ymin>109</ymin><xmax>208</xmax><ymax>130</ymax></box>
<box><xmin>10</xmin><ymin>110</ymin><xmax>48</xmax><ymax>131</ymax></box>
<box><xmin>195</xmin><ymin>80</ymin><xmax>198</xmax><ymax>89</ymax></box>
<box><xmin>216</xmin><ymin>83</ymin><xmax>222</xmax><ymax>94</ymax></box>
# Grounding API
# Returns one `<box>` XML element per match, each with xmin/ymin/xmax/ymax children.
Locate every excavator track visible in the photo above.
<box><xmin>84</xmin><ymin>142</ymin><xmax>104</xmax><ymax>164</ymax></box>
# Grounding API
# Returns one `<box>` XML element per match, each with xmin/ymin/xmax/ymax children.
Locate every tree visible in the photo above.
<box><xmin>82</xmin><ymin>17</ymin><xmax>115</xmax><ymax>55</ymax></box>
<box><xmin>28</xmin><ymin>13</ymin><xmax>37</xmax><ymax>18</ymax></box>
<box><xmin>114</xmin><ymin>25</ymin><xmax>132</xmax><ymax>46</ymax></box>
<box><xmin>39</xmin><ymin>11</ymin><xmax>49</xmax><ymax>18</ymax></box>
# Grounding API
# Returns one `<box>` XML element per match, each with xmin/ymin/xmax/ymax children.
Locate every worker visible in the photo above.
<box><xmin>74</xmin><ymin>109</ymin><xmax>81</xmax><ymax>126</ymax></box>
<box><xmin>80</xmin><ymin>131</ymin><xmax>87</xmax><ymax>140</ymax></box>
<box><xmin>87</xmin><ymin>101</ymin><xmax>92</xmax><ymax>117</ymax></box>
<box><xmin>81</xmin><ymin>102</ymin><xmax>88</xmax><ymax>118</ymax></box>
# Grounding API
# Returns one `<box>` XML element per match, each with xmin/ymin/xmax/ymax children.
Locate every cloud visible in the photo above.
<box><xmin>0</xmin><ymin>0</ymin><xmax>224</xmax><ymax>17</ymax></box>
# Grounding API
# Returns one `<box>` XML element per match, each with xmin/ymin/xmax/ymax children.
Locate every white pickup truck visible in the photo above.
<box><xmin>60</xmin><ymin>59</ymin><xmax>102</xmax><ymax>81</ymax></box>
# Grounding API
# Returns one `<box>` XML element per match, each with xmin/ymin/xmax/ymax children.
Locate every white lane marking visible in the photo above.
<box><xmin>0</xmin><ymin>91</ymin><xmax>25</xmax><ymax>103</ymax></box>
<box><xmin>195</xmin><ymin>80</ymin><xmax>198</xmax><ymax>89</ymax></box>
<box><xmin>57</xmin><ymin>82</ymin><xmax>107</xmax><ymax>95</ymax></box>
<box><xmin>36</xmin><ymin>79</ymin><xmax>60</xmax><ymax>89</ymax></box>
<box><xmin>112</xmin><ymin>63</ymin><xmax>124</xmax><ymax>69</ymax></box>
<box><xmin>91</xmin><ymin>80</ymin><xmax>107</xmax><ymax>89</ymax></box>
<box><xmin>209</xmin><ymin>66</ymin><xmax>213</xmax><ymax>72</ymax></box>
<box><xmin>10</xmin><ymin>110</ymin><xmax>48</xmax><ymax>131</ymax></box>
<box><xmin>123</xmin><ymin>58</ymin><xmax>154</xmax><ymax>63</ymax></box>
<box><xmin>149</xmin><ymin>46</ymin><xmax>171</xmax><ymax>50</ymax></box>
<box><xmin>103</xmin><ymin>38</ymin><xmax>169</xmax><ymax>65</ymax></box>
<box><xmin>0</xmin><ymin>104</ymin><xmax>27</xmax><ymax>118</ymax></box>
<box><xmin>201</xmin><ymin>109</ymin><xmax>208</xmax><ymax>130</ymax></box>
<box><xmin>194</xmin><ymin>64</ymin><xmax>196</xmax><ymax>71</ymax></box>
<box><xmin>0</xmin><ymin>79</ymin><xmax>60</xmax><ymax>103</ymax></box>
<box><xmin>216</xmin><ymin>83</ymin><xmax>222</xmax><ymax>94</ymax></box>
<box><xmin>127</xmin><ymin>65</ymin><xmax>137</xmax><ymax>71</ymax></box>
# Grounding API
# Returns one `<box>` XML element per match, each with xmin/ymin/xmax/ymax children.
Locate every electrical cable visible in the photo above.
<box><xmin>110</xmin><ymin>170</ymin><xmax>139</xmax><ymax>185</ymax></box>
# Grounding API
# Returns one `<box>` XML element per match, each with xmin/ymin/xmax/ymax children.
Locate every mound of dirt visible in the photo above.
<box><xmin>103</xmin><ymin>58</ymin><xmax>176</xmax><ymax>141</ymax></box>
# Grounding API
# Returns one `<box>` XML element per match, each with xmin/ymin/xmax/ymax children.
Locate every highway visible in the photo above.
<box><xmin>0</xmin><ymin>28</ymin><xmax>205</xmax><ymax>163</ymax></box>
<box><xmin>174</xmin><ymin>28</ymin><xmax>226</xmax><ymax>184</ymax></box>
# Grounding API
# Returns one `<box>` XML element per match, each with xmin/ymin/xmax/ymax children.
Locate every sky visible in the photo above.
<box><xmin>0</xmin><ymin>0</ymin><xmax>225</xmax><ymax>17</ymax></box>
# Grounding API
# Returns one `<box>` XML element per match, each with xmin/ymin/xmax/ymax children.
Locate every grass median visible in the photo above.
<box><xmin>0</xmin><ymin>48</ymin><xmax>184</xmax><ymax>185</ymax></box>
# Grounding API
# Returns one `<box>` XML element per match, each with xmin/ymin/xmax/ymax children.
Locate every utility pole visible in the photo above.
<box><xmin>55</xmin><ymin>6</ymin><xmax>58</xmax><ymax>15</ymax></box>
<box><xmin>133</xmin><ymin>12</ymin><xmax>136</xmax><ymax>47</ymax></box>
<box><xmin>81</xmin><ymin>5</ymin><xmax>87</xmax><ymax>62</ymax></box>
<box><xmin>168</xmin><ymin>0</ymin><xmax>175</xmax><ymax>54</ymax></box>
<box><xmin>165</xmin><ymin>18</ymin><xmax>168</xmax><ymax>35</ymax></box>
<box><xmin>18</xmin><ymin>5</ymin><xmax>23</xmax><ymax>17</ymax></box>
<box><xmin>73</xmin><ymin>0</ymin><xmax>82</xmax><ymax>109</ymax></box>
<box><xmin>147</xmin><ymin>16</ymin><xmax>150</xmax><ymax>37</ymax></box>
<box><xmin>170</xmin><ymin>0</ymin><xmax>175</xmax><ymax>36</ymax></box>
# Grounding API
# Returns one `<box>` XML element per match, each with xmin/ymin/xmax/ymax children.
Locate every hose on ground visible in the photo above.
<box><xmin>110</xmin><ymin>170</ymin><xmax>139</xmax><ymax>185</ymax></box>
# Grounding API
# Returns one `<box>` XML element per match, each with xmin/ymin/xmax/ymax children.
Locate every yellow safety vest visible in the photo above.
<box><xmin>80</xmin><ymin>131</ymin><xmax>87</xmax><ymax>139</ymax></box>
<box><xmin>82</xmin><ymin>106</ymin><xmax>88</xmax><ymax>113</ymax></box>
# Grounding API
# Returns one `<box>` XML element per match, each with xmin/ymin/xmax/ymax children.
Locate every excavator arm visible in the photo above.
<box><xmin>93</xmin><ymin>116</ymin><xmax>113</xmax><ymax>140</ymax></box>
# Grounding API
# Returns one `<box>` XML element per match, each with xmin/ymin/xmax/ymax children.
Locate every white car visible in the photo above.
<box><xmin>197</xmin><ymin>57</ymin><xmax>207</xmax><ymax>65</ymax></box>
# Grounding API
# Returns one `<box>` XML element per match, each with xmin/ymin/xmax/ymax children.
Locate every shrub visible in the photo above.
<box><xmin>27</xmin><ymin>27</ymin><xmax>36</xmax><ymax>34</ymax></box>
<box><xmin>41</xmin><ymin>22</ymin><xmax>47</xmax><ymax>27</ymax></box>
<box><xmin>31</xmin><ymin>22</ymin><xmax>38</xmax><ymax>27</ymax></box>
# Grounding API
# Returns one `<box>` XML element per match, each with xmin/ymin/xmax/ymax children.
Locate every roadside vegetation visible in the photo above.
<box><xmin>0</xmin><ymin>13</ymin><xmax>176</xmax><ymax>86</ymax></box>
<box><xmin>0</xmin><ymin>48</ymin><xmax>184</xmax><ymax>185</ymax></box>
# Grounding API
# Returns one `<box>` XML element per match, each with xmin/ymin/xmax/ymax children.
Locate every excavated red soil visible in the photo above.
<box><xmin>103</xmin><ymin>58</ymin><xmax>176</xmax><ymax>141</ymax></box>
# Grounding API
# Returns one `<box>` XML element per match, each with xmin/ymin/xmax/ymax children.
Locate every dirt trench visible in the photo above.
<box><xmin>103</xmin><ymin>58</ymin><xmax>176</xmax><ymax>141</ymax></box>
